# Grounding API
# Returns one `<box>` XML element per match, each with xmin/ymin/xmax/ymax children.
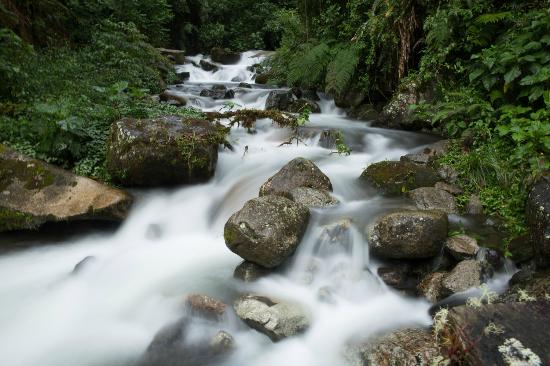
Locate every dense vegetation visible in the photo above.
<box><xmin>267</xmin><ymin>0</ymin><xmax>549</xmax><ymax>245</ymax></box>
<box><xmin>1</xmin><ymin>0</ymin><xmax>548</xmax><ymax>246</ymax></box>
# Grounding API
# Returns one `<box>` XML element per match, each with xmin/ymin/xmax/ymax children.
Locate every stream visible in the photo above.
<box><xmin>0</xmin><ymin>51</ymin><xmax>510</xmax><ymax>366</ymax></box>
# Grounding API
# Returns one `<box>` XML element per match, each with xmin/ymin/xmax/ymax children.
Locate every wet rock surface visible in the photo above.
<box><xmin>445</xmin><ymin>302</ymin><xmax>550</xmax><ymax>365</ymax></box>
<box><xmin>200</xmin><ymin>85</ymin><xmax>235</xmax><ymax>100</ymax></box>
<box><xmin>445</xmin><ymin>235</ymin><xmax>479</xmax><ymax>260</ymax></box>
<box><xmin>224</xmin><ymin>195</ymin><xmax>310</xmax><ymax>268</ymax></box>
<box><xmin>417</xmin><ymin>272</ymin><xmax>447</xmax><ymax>303</ymax></box>
<box><xmin>259</xmin><ymin>157</ymin><xmax>332</xmax><ymax>198</ymax></box>
<box><xmin>210</xmin><ymin>48</ymin><xmax>241</xmax><ymax>64</ymax></box>
<box><xmin>441</xmin><ymin>260</ymin><xmax>485</xmax><ymax>296</ymax></box>
<box><xmin>288</xmin><ymin>187</ymin><xmax>338</xmax><ymax>208</ymax></box>
<box><xmin>408</xmin><ymin>187</ymin><xmax>458</xmax><ymax>214</ymax></box>
<box><xmin>233</xmin><ymin>295</ymin><xmax>310</xmax><ymax>342</ymax></box>
<box><xmin>360</xmin><ymin>161</ymin><xmax>440</xmax><ymax>196</ymax></box>
<box><xmin>185</xmin><ymin>294</ymin><xmax>227</xmax><ymax>320</ymax></box>
<box><xmin>199</xmin><ymin>59</ymin><xmax>219</xmax><ymax>72</ymax></box>
<box><xmin>265</xmin><ymin>90</ymin><xmax>294</xmax><ymax>111</ymax></box>
<box><xmin>0</xmin><ymin>145</ymin><xmax>132</xmax><ymax>232</ymax></box>
<box><xmin>526</xmin><ymin>177</ymin><xmax>550</xmax><ymax>267</ymax></box>
<box><xmin>233</xmin><ymin>260</ymin><xmax>272</xmax><ymax>282</ymax></box>
<box><xmin>106</xmin><ymin>116</ymin><xmax>221</xmax><ymax>187</ymax></box>
<box><xmin>347</xmin><ymin>328</ymin><xmax>440</xmax><ymax>366</ymax></box>
<box><xmin>367</xmin><ymin>210</ymin><xmax>448</xmax><ymax>259</ymax></box>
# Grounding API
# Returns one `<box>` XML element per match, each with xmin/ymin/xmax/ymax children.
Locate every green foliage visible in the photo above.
<box><xmin>325</xmin><ymin>45</ymin><xmax>361</xmax><ymax>97</ymax></box>
<box><xmin>0</xmin><ymin>28</ymin><xmax>34</xmax><ymax>98</ymax></box>
<box><xmin>287</xmin><ymin>43</ymin><xmax>332</xmax><ymax>89</ymax></box>
<box><xmin>0</xmin><ymin>22</ymin><xmax>200</xmax><ymax>181</ymax></box>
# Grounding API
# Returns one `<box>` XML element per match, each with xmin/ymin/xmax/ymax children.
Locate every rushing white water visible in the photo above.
<box><xmin>0</xmin><ymin>51</ymin><xmax>512</xmax><ymax>366</ymax></box>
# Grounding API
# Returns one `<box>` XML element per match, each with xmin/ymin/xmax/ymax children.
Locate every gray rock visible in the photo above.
<box><xmin>287</xmin><ymin>99</ymin><xmax>321</xmax><ymax>113</ymax></box>
<box><xmin>445</xmin><ymin>234</ymin><xmax>479</xmax><ymax>260</ymax></box>
<box><xmin>466</xmin><ymin>194</ymin><xmax>483</xmax><ymax>215</ymax></box>
<box><xmin>346</xmin><ymin>328</ymin><xmax>440</xmax><ymax>366</ymax></box>
<box><xmin>238</xmin><ymin>82</ymin><xmax>252</xmax><ymax>88</ymax></box>
<box><xmin>265</xmin><ymin>90</ymin><xmax>293</xmax><ymax>111</ymax></box>
<box><xmin>175</xmin><ymin>71</ymin><xmax>190</xmax><ymax>83</ymax></box>
<box><xmin>72</xmin><ymin>256</ymin><xmax>97</xmax><ymax>274</ymax></box>
<box><xmin>446</xmin><ymin>302</ymin><xmax>550</xmax><ymax>365</ymax></box>
<box><xmin>210</xmin><ymin>48</ymin><xmax>240</xmax><ymax>64</ymax></box>
<box><xmin>259</xmin><ymin>157</ymin><xmax>332</xmax><ymax>198</ymax></box>
<box><xmin>288</xmin><ymin>187</ymin><xmax>338</xmax><ymax>208</ymax></box>
<box><xmin>200</xmin><ymin>85</ymin><xmax>235</xmax><ymax>100</ymax></box>
<box><xmin>417</xmin><ymin>272</ymin><xmax>447</xmax><ymax>303</ymax></box>
<box><xmin>372</xmin><ymin>79</ymin><xmax>434</xmax><ymax>131</ymax></box>
<box><xmin>233</xmin><ymin>295</ymin><xmax>309</xmax><ymax>342</ymax></box>
<box><xmin>199</xmin><ymin>59</ymin><xmax>218</xmax><ymax>72</ymax></box>
<box><xmin>315</xmin><ymin>219</ymin><xmax>354</xmax><ymax>255</ymax></box>
<box><xmin>224</xmin><ymin>195</ymin><xmax>310</xmax><ymax>268</ymax></box>
<box><xmin>434</xmin><ymin>181</ymin><xmax>463</xmax><ymax>195</ymax></box>
<box><xmin>360</xmin><ymin>161</ymin><xmax>440</xmax><ymax>196</ymax></box>
<box><xmin>233</xmin><ymin>261</ymin><xmax>271</xmax><ymax>282</ymax></box>
<box><xmin>160</xmin><ymin>90</ymin><xmax>187</xmax><ymax>106</ymax></box>
<box><xmin>526</xmin><ymin>177</ymin><xmax>550</xmax><ymax>267</ymax></box>
<box><xmin>368</xmin><ymin>210</ymin><xmax>448</xmax><ymax>259</ymax></box>
<box><xmin>437</xmin><ymin>165</ymin><xmax>459</xmax><ymax>184</ymax></box>
<box><xmin>157</xmin><ymin>48</ymin><xmax>186</xmax><ymax>64</ymax></box>
<box><xmin>209</xmin><ymin>331</ymin><xmax>234</xmax><ymax>353</ymax></box>
<box><xmin>318</xmin><ymin>129</ymin><xmax>338</xmax><ymax>149</ymax></box>
<box><xmin>0</xmin><ymin>145</ymin><xmax>132</xmax><ymax>232</ymax></box>
<box><xmin>441</xmin><ymin>260</ymin><xmax>484</xmax><ymax>295</ymax></box>
<box><xmin>106</xmin><ymin>116</ymin><xmax>221</xmax><ymax>187</ymax></box>
<box><xmin>408</xmin><ymin>187</ymin><xmax>458</xmax><ymax>214</ymax></box>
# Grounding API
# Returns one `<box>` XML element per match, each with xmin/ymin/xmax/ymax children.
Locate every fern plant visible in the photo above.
<box><xmin>325</xmin><ymin>44</ymin><xmax>361</xmax><ymax>97</ymax></box>
<box><xmin>287</xmin><ymin>42</ymin><xmax>331</xmax><ymax>89</ymax></box>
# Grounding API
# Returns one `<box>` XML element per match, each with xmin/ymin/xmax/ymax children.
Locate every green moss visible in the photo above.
<box><xmin>0</xmin><ymin>207</ymin><xmax>37</xmax><ymax>232</ymax></box>
<box><xmin>224</xmin><ymin>227</ymin><xmax>235</xmax><ymax>244</ymax></box>
<box><xmin>0</xmin><ymin>158</ymin><xmax>55</xmax><ymax>191</ymax></box>
<box><xmin>360</xmin><ymin>160</ymin><xmax>439</xmax><ymax>195</ymax></box>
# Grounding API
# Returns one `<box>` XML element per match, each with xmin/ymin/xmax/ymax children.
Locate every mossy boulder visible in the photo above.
<box><xmin>210</xmin><ymin>47</ymin><xmax>241</xmax><ymax>65</ymax></box>
<box><xmin>359</xmin><ymin>161</ymin><xmax>440</xmax><ymax>196</ymax></box>
<box><xmin>106</xmin><ymin>116</ymin><xmax>225</xmax><ymax>187</ymax></box>
<box><xmin>0</xmin><ymin>145</ymin><xmax>132</xmax><ymax>232</ymax></box>
<box><xmin>408</xmin><ymin>187</ymin><xmax>458</xmax><ymax>214</ymax></box>
<box><xmin>259</xmin><ymin>157</ymin><xmax>332</xmax><ymax>198</ymax></box>
<box><xmin>265</xmin><ymin>90</ymin><xmax>294</xmax><ymax>111</ymax></box>
<box><xmin>287</xmin><ymin>99</ymin><xmax>321</xmax><ymax>114</ymax></box>
<box><xmin>224</xmin><ymin>195</ymin><xmax>310</xmax><ymax>268</ymax></box>
<box><xmin>367</xmin><ymin>210</ymin><xmax>448</xmax><ymax>259</ymax></box>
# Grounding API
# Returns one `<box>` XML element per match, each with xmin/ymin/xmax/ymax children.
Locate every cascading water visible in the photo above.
<box><xmin>0</xmin><ymin>51</ymin><xmax>513</xmax><ymax>366</ymax></box>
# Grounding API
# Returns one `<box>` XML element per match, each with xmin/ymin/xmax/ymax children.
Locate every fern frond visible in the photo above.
<box><xmin>287</xmin><ymin>42</ymin><xmax>331</xmax><ymax>89</ymax></box>
<box><xmin>325</xmin><ymin>45</ymin><xmax>360</xmax><ymax>97</ymax></box>
<box><xmin>475</xmin><ymin>12</ymin><xmax>513</xmax><ymax>25</ymax></box>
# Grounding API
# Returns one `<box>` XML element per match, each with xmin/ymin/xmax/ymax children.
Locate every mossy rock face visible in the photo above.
<box><xmin>287</xmin><ymin>99</ymin><xmax>321</xmax><ymax>114</ymax></box>
<box><xmin>359</xmin><ymin>160</ymin><xmax>440</xmax><ymax>196</ymax></box>
<box><xmin>0</xmin><ymin>144</ymin><xmax>132</xmax><ymax>232</ymax></box>
<box><xmin>106</xmin><ymin>116</ymin><xmax>225</xmax><ymax>187</ymax></box>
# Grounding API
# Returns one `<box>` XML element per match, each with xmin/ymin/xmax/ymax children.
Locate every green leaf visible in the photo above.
<box><xmin>503</xmin><ymin>66</ymin><xmax>521</xmax><ymax>84</ymax></box>
<box><xmin>469</xmin><ymin>68</ymin><xmax>484</xmax><ymax>82</ymax></box>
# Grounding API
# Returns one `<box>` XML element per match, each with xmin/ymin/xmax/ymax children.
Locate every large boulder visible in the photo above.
<box><xmin>265</xmin><ymin>90</ymin><xmax>294</xmax><ymax>111</ymax></box>
<box><xmin>160</xmin><ymin>90</ymin><xmax>187</xmax><ymax>107</ymax></box>
<box><xmin>199</xmin><ymin>59</ymin><xmax>218</xmax><ymax>72</ymax></box>
<box><xmin>367</xmin><ymin>210</ymin><xmax>448</xmax><ymax>259</ymax></box>
<box><xmin>210</xmin><ymin>48</ymin><xmax>241</xmax><ymax>65</ymax></box>
<box><xmin>441</xmin><ymin>260</ymin><xmax>485</xmax><ymax>296</ymax></box>
<box><xmin>359</xmin><ymin>161</ymin><xmax>440</xmax><ymax>196</ymax></box>
<box><xmin>287</xmin><ymin>99</ymin><xmax>321</xmax><ymax>114</ymax></box>
<box><xmin>526</xmin><ymin>177</ymin><xmax>550</xmax><ymax>267</ymax></box>
<box><xmin>106</xmin><ymin>116</ymin><xmax>223</xmax><ymax>187</ymax></box>
<box><xmin>445</xmin><ymin>302</ymin><xmax>550</xmax><ymax>365</ymax></box>
<box><xmin>259</xmin><ymin>158</ymin><xmax>332</xmax><ymax>198</ymax></box>
<box><xmin>233</xmin><ymin>295</ymin><xmax>310</xmax><ymax>342</ymax></box>
<box><xmin>407</xmin><ymin>187</ymin><xmax>458</xmax><ymax>214</ymax></box>
<box><xmin>372</xmin><ymin>79</ymin><xmax>433</xmax><ymax>131</ymax></box>
<box><xmin>0</xmin><ymin>145</ymin><xmax>132</xmax><ymax>232</ymax></box>
<box><xmin>347</xmin><ymin>328</ymin><xmax>440</xmax><ymax>366</ymax></box>
<box><xmin>417</xmin><ymin>272</ymin><xmax>447</xmax><ymax>303</ymax></box>
<box><xmin>199</xmin><ymin>85</ymin><xmax>235</xmax><ymax>100</ymax></box>
<box><xmin>224</xmin><ymin>195</ymin><xmax>310</xmax><ymax>268</ymax></box>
